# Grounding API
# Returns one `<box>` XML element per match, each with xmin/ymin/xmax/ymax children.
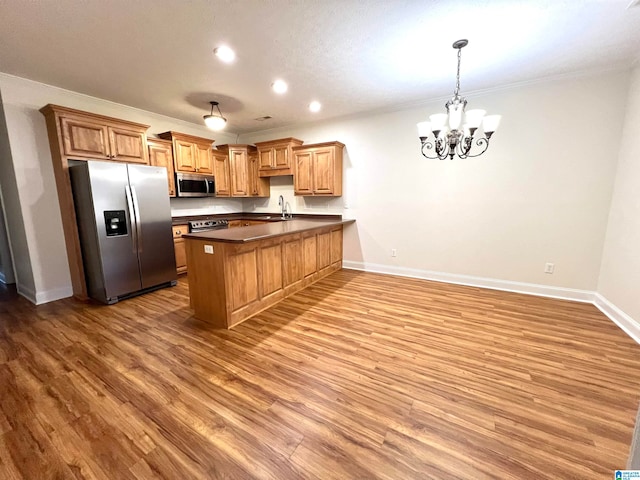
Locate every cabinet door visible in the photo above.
<box><xmin>174</xmin><ymin>238</ymin><xmax>187</xmax><ymax>274</ymax></box>
<box><xmin>149</xmin><ymin>142</ymin><xmax>175</xmax><ymax>196</ymax></box>
<box><xmin>249</xmin><ymin>154</ymin><xmax>270</xmax><ymax>197</ymax></box>
<box><xmin>274</xmin><ymin>144</ymin><xmax>290</xmax><ymax>169</ymax></box>
<box><xmin>258</xmin><ymin>148</ymin><xmax>273</xmax><ymax>170</ymax></box>
<box><xmin>313</xmin><ymin>148</ymin><xmax>335</xmax><ymax>194</ymax></box>
<box><xmin>229</xmin><ymin>149</ymin><xmax>248</xmax><ymax>196</ymax></box>
<box><xmin>294</xmin><ymin>151</ymin><xmax>314</xmax><ymax>195</ymax></box>
<box><xmin>60</xmin><ymin>117</ymin><xmax>110</xmax><ymax>159</ymax></box>
<box><xmin>172</xmin><ymin>225</ymin><xmax>187</xmax><ymax>274</ymax></box>
<box><xmin>174</xmin><ymin>140</ymin><xmax>197</xmax><ymax>173</ymax></box>
<box><xmin>195</xmin><ymin>143</ymin><xmax>213</xmax><ymax>174</ymax></box>
<box><xmin>109</xmin><ymin>127</ymin><xmax>147</xmax><ymax>164</ymax></box>
<box><xmin>213</xmin><ymin>152</ymin><xmax>230</xmax><ymax>196</ymax></box>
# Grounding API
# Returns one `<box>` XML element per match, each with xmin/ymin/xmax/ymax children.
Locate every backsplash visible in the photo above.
<box><xmin>242</xmin><ymin>176</ymin><xmax>345</xmax><ymax>215</ymax></box>
<box><xmin>170</xmin><ymin>197</ymin><xmax>243</xmax><ymax>217</ymax></box>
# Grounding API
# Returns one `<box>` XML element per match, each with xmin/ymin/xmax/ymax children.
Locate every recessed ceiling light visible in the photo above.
<box><xmin>271</xmin><ymin>79</ymin><xmax>288</xmax><ymax>94</ymax></box>
<box><xmin>214</xmin><ymin>46</ymin><xmax>236</xmax><ymax>63</ymax></box>
<box><xmin>309</xmin><ymin>101</ymin><xmax>322</xmax><ymax>113</ymax></box>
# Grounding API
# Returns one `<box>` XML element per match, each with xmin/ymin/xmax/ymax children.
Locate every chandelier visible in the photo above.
<box><xmin>417</xmin><ymin>39</ymin><xmax>501</xmax><ymax>160</ymax></box>
<box><xmin>203</xmin><ymin>101</ymin><xmax>227</xmax><ymax>131</ymax></box>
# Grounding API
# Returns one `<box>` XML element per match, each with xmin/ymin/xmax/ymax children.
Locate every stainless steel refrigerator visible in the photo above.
<box><xmin>70</xmin><ymin>160</ymin><xmax>177</xmax><ymax>304</ymax></box>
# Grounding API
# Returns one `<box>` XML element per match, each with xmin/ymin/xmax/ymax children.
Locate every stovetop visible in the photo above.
<box><xmin>188</xmin><ymin>219</ymin><xmax>229</xmax><ymax>232</ymax></box>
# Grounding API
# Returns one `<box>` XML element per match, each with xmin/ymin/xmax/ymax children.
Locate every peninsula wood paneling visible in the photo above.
<box><xmin>259</xmin><ymin>243</ymin><xmax>283</xmax><ymax>299</ymax></box>
<box><xmin>283</xmin><ymin>236</ymin><xmax>303</xmax><ymax>288</ymax></box>
<box><xmin>317</xmin><ymin>231</ymin><xmax>332</xmax><ymax>272</ymax></box>
<box><xmin>303</xmin><ymin>234</ymin><xmax>317</xmax><ymax>278</ymax></box>
<box><xmin>1</xmin><ymin>272</ymin><xmax>640</xmax><ymax>479</ymax></box>
<box><xmin>331</xmin><ymin>228</ymin><xmax>342</xmax><ymax>264</ymax></box>
<box><xmin>186</xmin><ymin>225</ymin><xmax>343</xmax><ymax>328</ymax></box>
<box><xmin>227</xmin><ymin>248</ymin><xmax>259</xmax><ymax>312</ymax></box>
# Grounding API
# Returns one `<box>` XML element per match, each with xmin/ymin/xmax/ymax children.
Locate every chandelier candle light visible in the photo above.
<box><xmin>203</xmin><ymin>101</ymin><xmax>227</xmax><ymax>131</ymax></box>
<box><xmin>417</xmin><ymin>39</ymin><xmax>501</xmax><ymax>160</ymax></box>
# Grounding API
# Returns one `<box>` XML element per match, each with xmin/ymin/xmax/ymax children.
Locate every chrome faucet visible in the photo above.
<box><xmin>278</xmin><ymin>195</ymin><xmax>286</xmax><ymax>219</ymax></box>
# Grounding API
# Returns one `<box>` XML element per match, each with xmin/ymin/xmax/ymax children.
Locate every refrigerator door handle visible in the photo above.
<box><xmin>125</xmin><ymin>185</ymin><xmax>138</xmax><ymax>254</ymax></box>
<box><xmin>130</xmin><ymin>185</ymin><xmax>143</xmax><ymax>253</ymax></box>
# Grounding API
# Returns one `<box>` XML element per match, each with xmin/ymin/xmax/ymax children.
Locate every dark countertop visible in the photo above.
<box><xmin>183</xmin><ymin>218</ymin><xmax>355</xmax><ymax>243</ymax></box>
<box><xmin>172</xmin><ymin>212</ymin><xmax>342</xmax><ymax>226</ymax></box>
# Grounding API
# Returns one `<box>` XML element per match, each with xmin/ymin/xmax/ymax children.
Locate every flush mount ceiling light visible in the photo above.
<box><xmin>272</xmin><ymin>79</ymin><xmax>288</xmax><ymax>94</ymax></box>
<box><xmin>203</xmin><ymin>101</ymin><xmax>227</xmax><ymax>131</ymax></box>
<box><xmin>213</xmin><ymin>45</ymin><xmax>236</xmax><ymax>63</ymax></box>
<box><xmin>309</xmin><ymin>101</ymin><xmax>322</xmax><ymax>113</ymax></box>
<box><xmin>417</xmin><ymin>39</ymin><xmax>501</xmax><ymax>160</ymax></box>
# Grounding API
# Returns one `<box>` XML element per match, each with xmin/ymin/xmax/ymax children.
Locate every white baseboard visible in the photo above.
<box><xmin>17</xmin><ymin>284</ymin><xmax>36</xmax><ymax>304</ymax></box>
<box><xmin>17</xmin><ymin>284</ymin><xmax>73</xmax><ymax>305</ymax></box>
<box><xmin>343</xmin><ymin>261</ymin><xmax>640</xmax><ymax>344</ymax></box>
<box><xmin>594</xmin><ymin>293</ymin><xmax>640</xmax><ymax>344</ymax></box>
<box><xmin>342</xmin><ymin>261</ymin><xmax>595</xmax><ymax>303</ymax></box>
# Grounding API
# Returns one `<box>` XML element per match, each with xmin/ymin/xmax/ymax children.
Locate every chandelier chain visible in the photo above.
<box><xmin>454</xmin><ymin>46</ymin><xmax>462</xmax><ymax>98</ymax></box>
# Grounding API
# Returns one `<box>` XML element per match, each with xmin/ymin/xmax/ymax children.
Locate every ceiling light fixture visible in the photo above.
<box><xmin>417</xmin><ymin>39</ymin><xmax>501</xmax><ymax>160</ymax></box>
<box><xmin>309</xmin><ymin>101</ymin><xmax>322</xmax><ymax>113</ymax></box>
<box><xmin>203</xmin><ymin>101</ymin><xmax>227</xmax><ymax>130</ymax></box>
<box><xmin>272</xmin><ymin>79</ymin><xmax>288</xmax><ymax>94</ymax></box>
<box><xmin>214</xmin><ymin>46</ymin><xmax>236</xmax><ymax>63</ymax></box>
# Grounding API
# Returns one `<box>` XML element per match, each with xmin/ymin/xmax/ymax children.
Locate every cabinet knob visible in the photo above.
<box><xmin>176</xmin><ymin>230</ymin><xmax>181</xmax><ymax>235</ymax></box>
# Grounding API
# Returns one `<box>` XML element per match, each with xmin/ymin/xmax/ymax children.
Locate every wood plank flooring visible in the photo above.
<box><xmin>1</xmin><ymin>270</ymin><xmax>639</xmax><ymax>479</ymax></box>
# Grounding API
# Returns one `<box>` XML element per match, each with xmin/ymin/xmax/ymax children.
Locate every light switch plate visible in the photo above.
<box><xmin>204</xmin><ymin>245</ymin><xmax>214</xmax><ymax>254</ymax></box>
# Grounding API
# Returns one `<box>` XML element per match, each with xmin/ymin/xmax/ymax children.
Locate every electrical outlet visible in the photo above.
<box><xmin>544</xmin><ymin>263</ymin><xmax>554</xmax><ymax>274</ymax></box>
<box><xmin>204</xmin><ymin>245</ymin><xmax>214</xmax><ymax>254</ymax></box>
<box><xmin>391</xmin><ymin>248</ymin><xmax>397</xmax><ymax>257</ymax></box>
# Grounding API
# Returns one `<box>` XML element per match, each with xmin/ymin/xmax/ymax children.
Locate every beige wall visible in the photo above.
<box><xmin>0</xmin><ymin>73</ymin><xmax>240</xmax><ymax>303</ymax></box>
<box><xmin>241</xmin><ymin>72</ymin><xmax>629</xmax><ymax>292</ymax></box>
<box><xmin>598</xmin><ymin>65</ymin><xmax>640</xmax><ymax>322</ymax></box>
<box><xmin>0</xmin><ymin>91</ymin><xmax>32</xmax><ymax>292</ymax></box>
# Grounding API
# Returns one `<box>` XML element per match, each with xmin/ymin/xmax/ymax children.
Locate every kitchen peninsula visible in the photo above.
<box><xmin>183</xmin><ymin>218</ymin><xmax>354</xmax><ymax>328</ymax></box>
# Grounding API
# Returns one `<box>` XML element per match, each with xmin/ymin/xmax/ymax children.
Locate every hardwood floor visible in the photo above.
<box><xmin>1</xmin><ymin>270</ymin><xmax>639</xmax><ymax>479</ymax></box>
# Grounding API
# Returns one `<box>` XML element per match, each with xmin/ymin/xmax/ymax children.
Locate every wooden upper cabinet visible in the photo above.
<box><xmin>174</xmin><ymin>140</ymin><xmax>197</xmax><ymax>172</ymax></box>
<box><xmin>157</xmin><ymin>131</ymin><xmax>214</xmax><ymax>175</ymax></box>
<box><xmin>294</xmin><ymin>151</ymin><xmax>313</xmax><ymax>195</ymax></box>
<box><xmin>229</xmin><ymin>148</ymin><xmax>248</xmax><ymax>197</ymax></box>
<box><xmin>60</xmin><ymin>117</ymin><xmax>109</xmax><ymax>159</ymax></box>
<box><xmin>56</xmin><ymin>110</ymin><xmax>149</xmax><ymax>164</ymax></box>
<box><xmin>218</xmin><ymin>144</ymin><xmax>269</xmax><ymax>198</ymax></box>
<box><xmin>212</xmin><ymin>150</ymin><xmax>231</xmax><ymax>197</ymax></box>
<box><xmin>109</xmin><ymin>127</ymin><xmax>147</xmax><ymax>163</ymax></box>
<box><xmin>249</xmin><ymin>153</ymin><xmax>269</xmax><ymax>197</ymax></box>
<box><xmin>147</xmin><ymin>138</ymin><xmax>175</xmax><ymax>197</ymax></box>
<box><xmin>293</xmin><ymin>141</ymin><xmax>344</xmax><ymax>196</ymax></box>
<box><xmin>255</xmin><ymin>137</ymin><xmax>303</xmax><ymax>177</ymax></box>
<box><xmin>195</xmin><ymin>143</ymin><xmax>213</xmax><ymax>174</ymax></box>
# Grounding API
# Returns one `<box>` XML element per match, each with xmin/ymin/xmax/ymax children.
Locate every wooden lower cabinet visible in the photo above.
<box><xmin>185</xmin><ymin>225</ymin><xmax>343</xmax><ymax>328</ymax></box>
<box><xmin>172</xmin><ymin>225</ymin><xmax>188</xmax><ymax>274</ymax></box>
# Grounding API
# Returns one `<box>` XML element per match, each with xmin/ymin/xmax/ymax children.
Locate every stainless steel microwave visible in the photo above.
<box><xmin>175</xmin><ymin>173</ymin><xmax>215</xmax><ymax>197</ymax></box>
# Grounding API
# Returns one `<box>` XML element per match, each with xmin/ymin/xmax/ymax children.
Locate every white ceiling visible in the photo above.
<box><xmin>1</xmin><ymin>0</ymin><xmax>639</xmax><ymax>134</ymax></box>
